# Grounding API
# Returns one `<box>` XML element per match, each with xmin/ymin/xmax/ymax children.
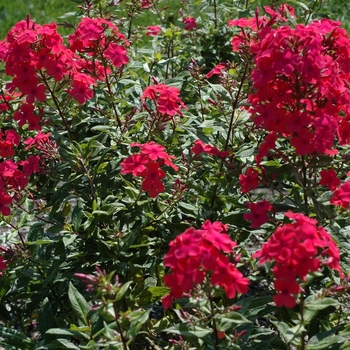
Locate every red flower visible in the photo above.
<box><xmin>273</xmin><ymin>278</ymin><xmax>300</xmax><ymax>308</ymax></box>
<box><xmin>191</xmin><ymin>140</ymin><xmax>229</xmax><ymax>158</ymax></box>
<box><xmin>141</xmin><ymin>162</ymin><xmax>166</xmax><ymax>198</ymax></box>
<box><xmin>254</xmin><ymin>212</ymin><xmax>343</xmax><ymax>308</ymax></box>
<box><xmin>211</xmin><ymin>255</ymin><xmax>249</xmax><ymax>298</ymax></box>
<box><xmin>104</xmin><ymin>43</ymin><xmax>129</xmax><ymax>67</ymax></box>
<box><xmin>320</xmin><ymin>169</ymin><xmax>340</xmax><ymax>191</ymax></box>
<box><xmin>162</xmin><ymin>220</ymin><xmax>248</xmax><ymax>309</ymax></box>
<box><xmin>121</xmin><ymin>142</ymin><xmax>178</xmax><ymax>198</ymax></box>
<box><xmin>146</xmin><ymin>26</ymin><xmax>161</xmax><ymax>36</ymax></box>
<box><xmin>330</xmin><ymin>181</ymin><xmax>350</xmax><ymax>209</ymax></box>
<box><xmin>239</xmin><ymin>167</ymin><xmax>260</xmax><ymax>193</ymax></box>
<box><xmin>142</xmin><ymin>83</ymin><xmax>187</xmax><ymax>117</ymax></box>
<box><xmin>183</xmin><ymin>17</ymin><xmax>197</xmax><ymax>31</ymax></box>
<box><xmin>0</xmin><ymin>255</ymin><xmax>6</xmax><ymax>272</ymax></box>
<box><xmin>120</xmin><ymin>154</ymin><xmax>149</xmax><ymax>176</ymax></box>
<box><xmin>13</xmin><ymin>103</ymin><xmax>41</xmax><ymax>130</ymax></box>
<box><xmin>206</xmin><ymin>63</ymin><xmax>226</xmax><ymax>79</ymax></box>
<box><xmin>244</xmin><ymin>199</ymin><xmax>274</xmax><ymax>229</ymax></box>
<box><xmin>69</xmin><ymin>73</ymin><xmax>96</xmax><ymax>104</ymax></box>
<box><xmin>132</xmin><ymin>141</ymin><xmax>178</xmax><ymax>170</ymax></box>
<box><xmin>0</xmin><ymin>189</ymin><xmax>12</xmax><ymax>216</ymax></box>
<box><xmin>18</xmin><ymin>155</ymin><xmax>40</xmax><ymax>176</ymax></box>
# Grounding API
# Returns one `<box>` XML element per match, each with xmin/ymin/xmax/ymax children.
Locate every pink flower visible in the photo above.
<box><xmin>320</xmin><ymin>169</ymin><xmax>340</xmax><ymax>191</ymax></box>
<box><xmin>330</xmin><ymin>181</ymin><xmax>350</xmax><ymax>209</ymax></box>
<box><xmin>146</xmin><ymin>26</ymin><xmax>161</xmax><ymax>36</ymax></box>
<box><xmin>162</xmin><ymin>221</ymin><xmax>248</xmax><ymax>309</ymax></box>
<box><xmin>206</xmin><ymin>63</ymin><xmax>226</xmax><ymax>79</ymax></box>
<box><xmin>244</xmin><ymin>200</ymin><xmax>274</xmax><ymax>229</ymax></box>
<box><xmin>183</xmin><ymin>17</ymin><xmax>197</xmax><ymax>31</ymax></box>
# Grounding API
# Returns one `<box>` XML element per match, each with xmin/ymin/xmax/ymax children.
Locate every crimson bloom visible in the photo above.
<box><xmin>183</xmin><ymin>17</ymin><xmax>197</xmax><ymax>31</ymax></box>
<box><xmin>244</xmin><ymin>199</ymin><xmax>274</xmax><ymax>229</ymax></box>
<box><xmin>104</xmin><ymin>43</ymin><xmax>129</xmax><ymax>67</ymax></box>
<box><xmin>120</xmin><ymin>154</ymin><xmax>149</xmax><ymax>176</ymax></box>
<box><xmin>121</xmin><ymin>142</ymin><xmax>178</xmax><ymax>198</ymax></box>
<box><xmin>320</xmin><ymin>169</ymin><xmax>341</xmax><ymax>191</ymax></box>
<box><xmin>142</xmin><ymin>83</ymin><xmax>187</xmax><ymax>117</ymax></box>
<box><xmin>141</xmin><ymin>162</ymin><xmax>166</xmax><ymax>198</ymax></box>
<box><xmin>191</xmin><ymin>140</ymin><xmax>229</xmax><ymax>158</ymax></box>
<box><xmin>330</xmin><ymin>181</ymin><xmax>350</xmax><ymax>209</ymax></box>
<box><xmin>206</xmin><ymin>63</ymin><xmax>226</xmax><ymax>79</ymax></box>
<box><xmin>162</xmin><ymin>220</ymin><xmax>249</xmax><ymax>309</ymax></box>
<box><xmin>239</xmin><ymin>167</ymin><xmax>260</xmax><ymax>193</ymax></box>
<box><xmin>254</xmin><ymin>212</ymin><xmax>343</xmax><ymax>308</ymax></box>
<box><xmin>146</xmin><ymin>26</ymin><xmax>161</xmax><ymax>36</ymax></box>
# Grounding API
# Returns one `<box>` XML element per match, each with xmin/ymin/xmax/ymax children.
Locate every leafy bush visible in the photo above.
<box><xmin>0</xmin><ymin>0</ymin><xmax>350</xmax><ymax>349</ymax></box>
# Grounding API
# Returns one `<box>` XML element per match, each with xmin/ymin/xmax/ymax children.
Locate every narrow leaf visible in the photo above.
<box><xmin>68</xmin><ymin>282</ymin><xmax>89</xmax><ymax>326</ymax></box>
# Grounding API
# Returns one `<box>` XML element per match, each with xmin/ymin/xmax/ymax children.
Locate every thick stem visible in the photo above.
<box><xmin>213</xmin><ymin>0</ymin><xmax>218</xmax><ymax>29</ymax></box>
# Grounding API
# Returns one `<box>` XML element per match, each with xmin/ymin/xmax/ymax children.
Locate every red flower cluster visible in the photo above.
<box><xmin>239</xmin><ymin>167</ymin><xmax>260</xmax><ymax>193</ymax></box>
<box><xmin>24</xmin><ymin>131</ymin><xmax>58</xmax><ymax>161</ymax></box>
<box><xmin>191</xmin><ymin>139</ymin><xmax>229</xmax><ymax>158</ymax></box>
<box><xmin>253</xmin><ymin>212</ymin><xmax>343</xmax><ymax>308</ymax></box>
<box><xmin>182</xmin><ymin>17</ymin><xmax>197</xmax><ymax>31</ymax></box>
<box><xmin>0</xmin><ymin>129</ymin><xmax>21</xmax><ymax>158</ymax></box>
<box><xmin>244</xmin><ymin>199</ymin><xmax>274</xmax><ymax>229</ymax></box>
<box><xmin>320</xmin><ymin>169</ymin><xmax>341</xmax><ymax>191</ymax></box>
<box><xmin>330</xmin><ymin>181</ymin><xmax>350</xmax><ymax>209</ymax></box>
<box><xmin>68</xmin><ymin>17</ymin><xmax>129</xmax><ymax>68</ymax></box>
<box><xmin>0</xmin><ymin>129</ymin><xmax>54</xmax><ymax>215</ymax></box>
<box><xmin>230</xmin><ymin>8</ymin><xmax>350</xmax><ymax>159</ymax></box>
<box><xmin>162</xmin><ymin>220</ymin><xmax>249</xmax><ymax>309</ymax></box>
<box><xmin>142</xmin><ymin>83</ymin><xmax>187</xmax><ymax>122</ymax></box>
<box><xmin>0</xmin><ymin>15</ymin><xmax>129</xmax><ymax>123</ymax></box>
<box><xmin>120</xmin><ymin>142</ymin><xmax>178</xmax><ymax>198</ymax></box>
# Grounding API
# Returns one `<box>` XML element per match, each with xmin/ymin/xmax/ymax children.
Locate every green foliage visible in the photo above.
<box><xmin>0</xmin><ymin>0</ymin><xmax>350</xmax><ymax>349</ymax></box>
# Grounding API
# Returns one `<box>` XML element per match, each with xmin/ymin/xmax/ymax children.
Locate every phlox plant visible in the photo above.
<box><xmin>0</xmin><ymin>0</ymin><xmax>350</xmax><ymax>349</ymax></box>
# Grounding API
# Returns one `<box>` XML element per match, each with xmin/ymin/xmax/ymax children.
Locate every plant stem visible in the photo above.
<box><xmin>113</xmin><ymin>302</ymin><xmax>128</xmax><ymax>350</ymax></box>
<box><xmin>224</xmin><ymin>59</ymin><xmax>250</xmax><ymax>151</ymax></box>
<box><xmin>213</xmin><ymin>0</ymin><xmax>218</xmax><ymax>29</ymax></box>
<box><xmin>40</xmin><ymin>72</ymin><xmax>74</xmax><ymax>141</ymax></box>
<box><xmin>206</xmin><ymin>277</ymin><xmax>219</xmax><ymax>348</ymax></box>
<box><xmin>300</xmin><ymin>295</ymin><xmax>306</xmax><ymax>350</ymax></box>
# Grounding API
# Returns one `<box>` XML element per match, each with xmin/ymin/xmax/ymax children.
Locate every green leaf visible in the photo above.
<box><xmin>68</xmin><ymin>282</ymin><xmax>90</xmax><ymax>326</ymax></box>
<box><xmin>164</xmin><ymin>324</ymin><xmax>212</xmax><ymax>339</ymax></box>
<box><xmin>46</xmin><ymin>328</ymin><xmax>89</xmax><ymax>341</ymax></box>
<box><xmin>39</xmin><ymin>298</ymin><xmax>55</xmax><ymax>342</ymax></box>
<box><xmin>270</xmin><ymin>321</ymin><xmax>305</xmax><ymax>345</ymax></box>
<box><xmin>58</xmin><ymin>12</ymin><xmax>80</xmax><ymax>19</ymax></box>
<box><xmin>127</xmin><ymin>309</ymin><xmax>151</xmax><ymax>339</ymax></box>
<box><xmin>63</xmin><ymin>234</ymin><xmax>78</xmax><ymax>247</ymax></box>
<box><xmin>0</xmin><ymin>326</ymin><xmax>35</xmax><ymax>350</ymax></box>
<box><xmin>216</xmin><ymin>311</ymin><xmax>252</xmax><ymax>331</ymax></box>
<box><xmin>27</xmin><ymin>239</ymin><xmax>54</xmax><ymax>245</ymax></box>
<box><xmin>304</xmin><ymin>296</ymin><xmax>340</xmax><ymax>311</ymax></box>
<box><xmin>72</xmin><ymin>200</ymin><xmax>84</xmax><ymax>232</ymax></box>
<box><xmin>27</xmin><ymin>223</ymin><xmax>45</xmax><ymax>256</ymax></box>
<box><xmin>37</xmin><ymin>338</ymin><xmax>80</xmax><ymax>349</ymax></box>
<box><xmin>115</xmin><ymin>281</ymin><xmax>133</xmax><ymax>301</ymax></box>
<box><xmin>306</xmin><ymin>335</ymin><xmax>345</xmax><ymax>349</ymax></box>
<box><xmin>303</xmin><ymin>296</ymin><xmax>340</xmax><ymax>323</ymax></box>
